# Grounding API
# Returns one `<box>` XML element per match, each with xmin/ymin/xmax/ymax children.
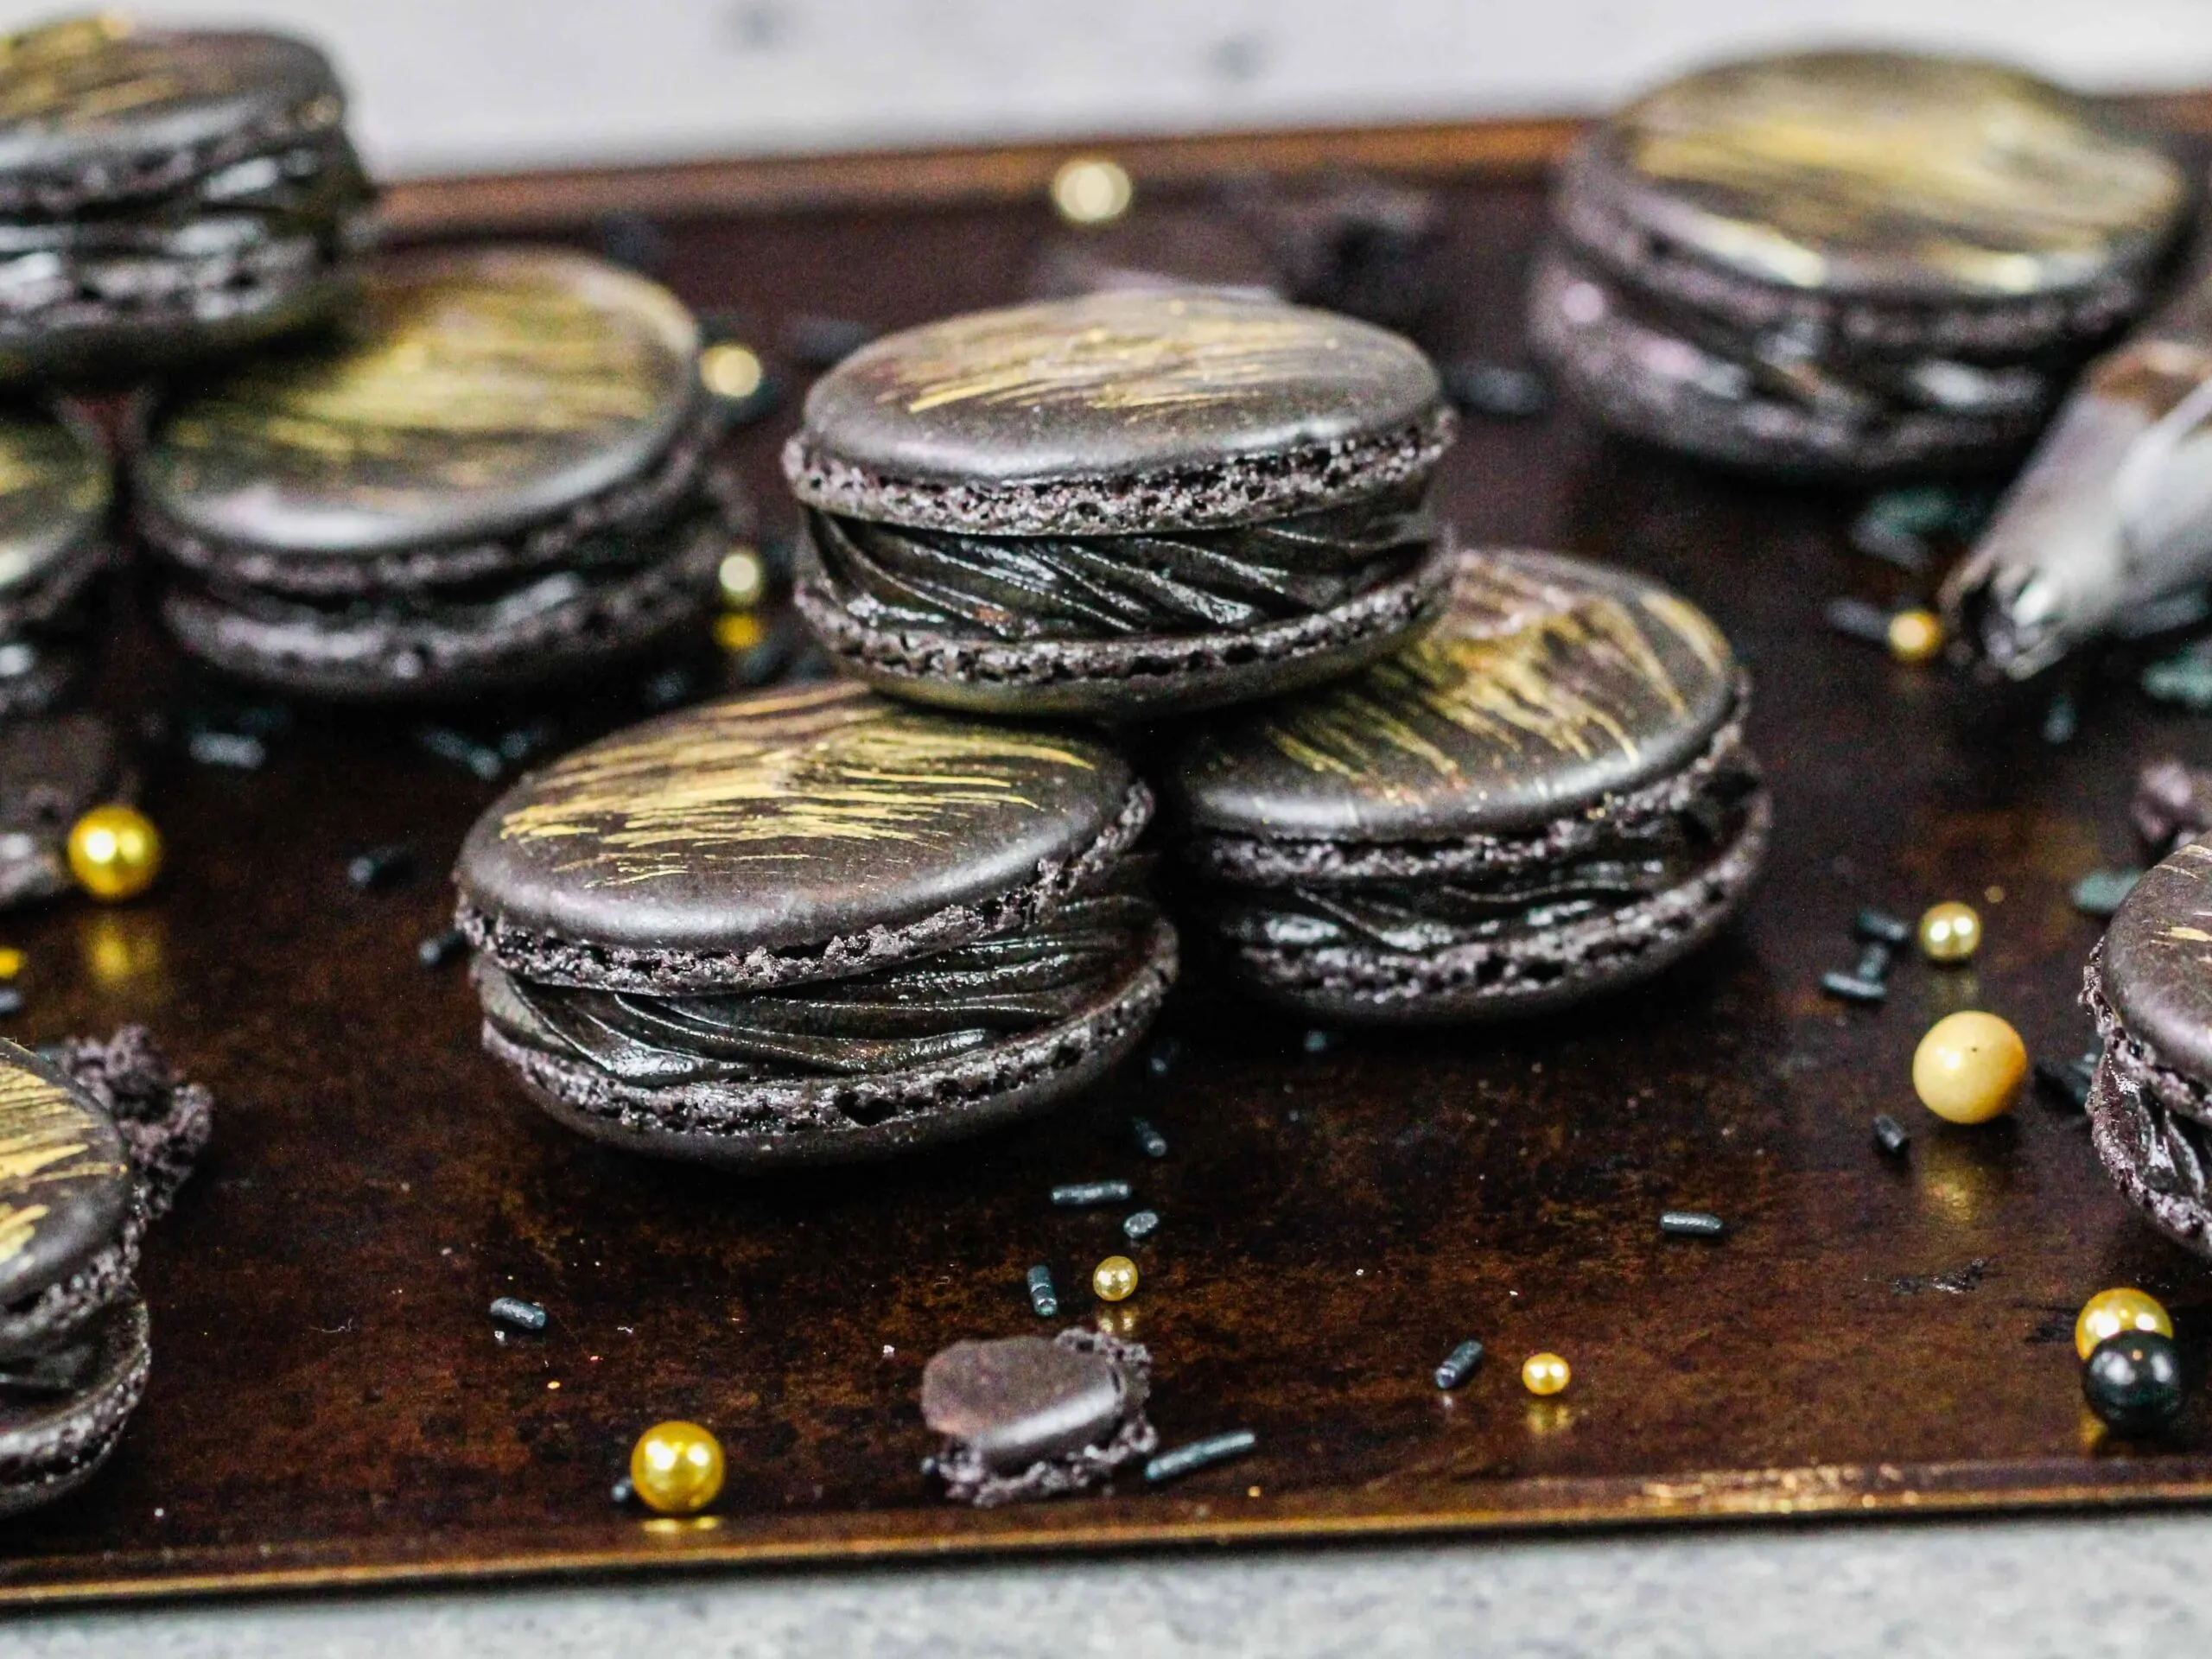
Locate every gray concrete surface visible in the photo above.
<box><xmin>7</xmin><ymin>1514</ymin><xmax>2212</xmax><ymax>1656</ymax></box>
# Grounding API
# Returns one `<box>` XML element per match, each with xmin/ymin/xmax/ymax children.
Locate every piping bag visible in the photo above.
<box><xmin>1943</xmin><ymin>251</ymin><xmax>2212</xmax><ymax>681</ymax></box>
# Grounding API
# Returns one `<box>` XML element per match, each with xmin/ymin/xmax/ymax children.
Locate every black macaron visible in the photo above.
<box><xmin>0</xmin><ymin>17</ymin><xmax>372</xmax><ymax>385</ymax></box>
<box><xmin>454</xmin><ymin>680</ymin><xmax>1176</xmax><ymax>1166</ymax></box>
<box><xmin>2086</xmin><ymin>840</ymin><xmax>2212</xmax><ymax>1255</ymax></box>
<box><xmin>1161</xmin><ymin>548</ymin><xmax>1768</xmax><ymax>1021</ymax></box>
<box><xmin>783</xmin><ymin>289</ymin><xmax>1458</xmax><ymax>716</ymax></box>
<box><xmin>1532</xmin><ymin>51</ymin><xmax>2190</xmax><ymax>477</ymax></box>
<box><xmin>0</xmin><ymin>1029</ymin><xmax>211</xmax><ymax>1517</ymax></box>
<box><xmin>132</xmin><ymin>246</ymin><xmax>747</xmax><ymax>700</ymax></box>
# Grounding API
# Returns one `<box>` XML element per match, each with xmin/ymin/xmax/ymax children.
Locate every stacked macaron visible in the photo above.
<box><xmin>0</xmin><ymin>15</ymin><xmax>372</xmax><ymax>384</ymax></box>
<box><xmin>454</xmin><ymin>287</ymin><xmax>1767</xmax><ymax>1163</ymax></box>
<box><xmin>132</xmin><ymin>247</ymin><xmax>746</xmax><ymax>699</ymax></box>
<box><xmin>0</xmin><ymin>1030</ymin><xmax>209</xmax><ymax>1517</ymax></box>
<box><xmin>1532</xmin><ymin>51</ymin><xmax>2191</xmax><ymax>476</ymax></box>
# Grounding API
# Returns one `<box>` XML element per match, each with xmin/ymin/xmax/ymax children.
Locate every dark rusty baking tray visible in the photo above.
<box><xmin>10</xmin><ymin>115</ymin><xmax>2212</xmax><ymax>1605</ymax></box>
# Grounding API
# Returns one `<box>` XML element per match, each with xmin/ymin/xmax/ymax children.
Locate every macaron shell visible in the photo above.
<box><xmin>0</xmin><ymin>22</ymin><xmax>340</xmax><ymax>185</ymax></box>
<box><xmin>0</xmin><ymin>1039</ymin><xmax>130</xmax><ymax>1309</ymax></box>
<box><xmin>790</xmin><ymin>289</ymin><xmax>1442</xmax><ymax>523</ymax></box>
<box><xmin>0</xmin><ymin>1297</ymin><xmax>149</xmax><ymax>1520</ymax></box>
<box><xmin>1166</xmin><ymin>549</ymin><xmax>1738</xmax><ymax>841</ymax></box>
<box><xmin>457</xmin><ymin>680</ymin><xmax>1141</xmax><ymax>961</ymax></box>
<box><xmin>0</xmin><ymin>408</ymin><xmax>109</xmax><ymax>601</ymax></box>
<box><xmin>1583</xmin><ymin>51</ymin><xmax>2186</xmax><ymax>301</ymax></box>
<box><xmin>2101</xmin><ymin>838</ymin><xmax>2212</xmax><ymax>1086</ymax></box>
<box><xmin>137</xmin><ymin>248</ymin><xmax>702</xmax><ymax>556</ymax></box>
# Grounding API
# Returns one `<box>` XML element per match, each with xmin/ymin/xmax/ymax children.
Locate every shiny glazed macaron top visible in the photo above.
<box><xmin>1580</xmin><ymin>51</ymin><xmax>2188</xmax><ymax>299</ymax></box>
<box><xmin>786</xmin><ymin>289</ymin><xmax>1446</xmax><ymax>532</ymax></box>
<box><xmin>1166</xmin><ymin>550</ymin><xmax>1738</xmax><ymax>841</ymax></box>
<box><xmin>0</xmin><ymin>407</ymin><xmax>105</xmax><ymax>596</ymax></box>
<box><xmin>0</xmin><ymin>1039</ymin><xmax>129</xmax><ymax>1309</ymax></box>
<box><xmin>2101</xmin><ymin>838</ymin><xmax>2212</xmax><ymax>1086</ymax></box>
<box><xmin>457</xmin><ymin>680</ymin><xmax>1141</xmax><ymax>961</ymax></box>
<box><xmin>136</xmin><ymin>248</ymin><xmax>702</xmax><ymax>556</ymax></box>
<box><xmin>0</xmin><ymin>16</ymin><xmax>343</xmax><ymax>188</ymax></box>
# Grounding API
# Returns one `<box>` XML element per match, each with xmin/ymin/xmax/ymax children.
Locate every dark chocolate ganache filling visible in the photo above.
<box><xmin>481</xmin><ymin>894</ymin><xmax>1156</xmax><ymax>1087</ymax></box>
<box><xmin>804</xmin><ymin>479</ymin><xmax>1438</xmax><ymax>642</ymax></box>
<box><xmin>1211</xmin><ymin>792</ymin><xmax>1749</xmax><ymax>957</ymax></box>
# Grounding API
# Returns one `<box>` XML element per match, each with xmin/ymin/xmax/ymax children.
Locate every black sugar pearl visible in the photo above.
<box><xmin>1872</xmin><ymin>1115</ymin><xmax>1911</xmax><ymax>1157</ymax></box>
<box><xmin>1659</xmin><ymin>1211</ymin><xmax>1726</xmax><ymax>1239</ymax></box>
<box><xmin>1433</xmin><ymin>1338</ymin><xmax>1484</xmax><ymax>1390</ymax></box>
<box><xmin>489</xmin><ymin>1297</ymin><xmax>548</xmax><ymax>1332</ymax></box>
<box><xmin>1123</xmin><ymin>1210</ymin><xmax>1160</xmax><ymax>1242</ymax></box>
<box><xmin>1132</xmin><ymin>1117</ymin><xmax>1168</xmax><ymax>1159</ymax></box>
<box><xmin>1302</xmin><ymin>1029</ymin><xmax>1335</xmax><ymax>1054</ymax></box>
<box><xmin>1027</xmin><ymin>1264</ymin><xmax>1058</xmax><ymax>1318</ymax></box>
<box><xmin>1824</xmin><ymin>597</ymin><xmax>1893</xmax><ymax>645</ymax></box>
<box><xmin>1052</xmin><ymin>1180</ymin><xmax>1131</xmax><ymax>1207</ymax></box>
<box><xmin>785</xmin><ymin>315</ymin><xmax>880</xmax><ymax>368</ymax></box>
<box><xmin>346</xmin><ymin>844</ymin><xmax>417</xmax><ymax>890</ymax></box>
<box><xmin>416</xmin><ymin>725</ymin><xmax>506</xmax><ymax>781</ymax></box>
<box><xmin>2083</xmin><ymin>1332</ymin><xmax>2185</xmax><ymax>1435</ymax></box>
<box><xmin>418</xmin><ymin>927</ymin><xmax>468</xmax><ymax>968</ymax></box>
<box><xmin>0</xmin><ymin>988</ymin><xmax>22</xmax><ymax>1018</ymax></box>
<box><xmin>1821</xmin><ymin>971</ymin><xmax>1886</xmax><ymax>1005</ymax></box>
<box><xmin>1854</xmin><ymin>910</ymin><xmax>1913</xmax><ymax>947</ymax></box>
<box><xmin>610</xmin><ymin>1477</ymin><xmax>635</xmax><ymax>1506</ymax></box>
<box><xmin>1441</xmin><ymin>360</ymin><xmax>1552</xmax><ymax>420</ymax></box>
<box><xmin>1146</xmin><ymin>1039</ymin><xmax>1179</xmax><ymax>1078</ymax></box>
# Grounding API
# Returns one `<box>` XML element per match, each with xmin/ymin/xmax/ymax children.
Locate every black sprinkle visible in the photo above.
<box><xmin>1027</xmin><ymin>1264</ymin><xmax>1058</xmax><ymax>1318</ymax></box>
<box><xmin>1301</xmin><ymin>1029</ymin><xmax>1335</xmax><ymax>1055</ymax></box>
<box><xmin>1872</xmin><ymin>1114</ymin><xmax>1911</xmax><ymax>1157</ymax></box>
<box><xmin>1123</xmin><ymin>1210</ymin><xmax>1160</xmax><ymax>1242</ymax></box>
<box><xmin>1051</xmin><ymin>1180</ymin><xmax>1131</xmax><ymax>1207</ymax></box>
<box><xmin>1441</xmin><ymin>360</ymin><xmax>1552</xmax><ymax>419</ymax></box>
<box><xmin>1433</xmin><ymin>1338</ymin><xmax>1484</xmax><ymax>1390</ymax></box>
<box><xmin>1854</xmin><ymin>909</ymin><xmax>1912</xmax><ymax>947</ymax></box>
<box><xmin>186</xmin><ymin>730</ymin><xmax>266</xmax><ymax>770</ymax></box>
<box><xmin>2043</xmin><ymin>692</ymin><xmax>2080</xmax><ymax>747</ymax></box>
<box><xmin>346</xmin><ymin>844</ymin><xmax>417</xmax><ymax>891</ymax></box>
<box><xmin>1824</xmin><ymin>596</ymin><xmax>1893</xmax><ymax>645</ymax></box>
<box><xmin>489</xmin><ymin>1296</ymin><xmax>548</xmax><ymax>1332</ymax></box>
<box><xmin>497</xmin><ymin>723</ymin><xmax>560</xmax><ymax>765</ymax></box>
<box><xmin>638</xmin><ymin>665</ymin><xmax>697</xmax><ymax>711</ymax></box>
<box><xmin>1146</xmin><ymin>1039</ymin><xmax>1180</xmax><ymax>1078</ymax></box>
<box><xmin>610</xmin><ymin>1477</ymin><xmax>635</xmax><ymax>1506</ymax></box>
<box><xmin>1145</xmin><ymin>1430</ymin><xmax>1257</xmax><ymax>1484</ymax></box>
<box><xmin>417</xmin><ymin>927</ymin><xmax>468</xmax><ymax>969</ymax></box>
<box><xmin>1131</xmin><ymin>1117</ymin><xmax>1168</xmax><ymax>1159</ymax></box>
<box><xmin>416</xmin><ymin>725</ymin><xmax>506</xmax><ymax>782</ymax></box>
<box><xmin>1659</xmin><ymin>1211</ymin><xmax>1726</xmax><ymax>1239</ymax></box>
<box><xmin>1853</xmin><ymin>942</ymin><xmax>1894</xmax><ymax>983</ymax></box>
<box><xmin>1821</xmin><ymin>971</ymin><xmax>1887</xmax><ymax>1005</ymax></box>
<box><xmin>2035</xmin><ymin>1057</ymin><xmax>2094</xmax><ymax>1111</ymax></box>
<box><xmin>0</xmin><ymin>988</ymin><xmax>22</xmax><ymax>1017</ymax></box>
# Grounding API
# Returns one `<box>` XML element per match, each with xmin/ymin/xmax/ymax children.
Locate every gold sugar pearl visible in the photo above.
<box><xmin>1522</xmin><ymin>1353</ymin><xmax>1571</xmax><ymax>1396</ymax></box>
<box><xmin>714</xmin><ymin>612</ymin><xmax>765</xmax><ymax>653</ymax></box>
<box><xmin>0</xmin><ymin>947</ymin><xmax>23</xmax><ymax>980</ymax></box>
<box><xmin>1051</xmin><ymin>157</ymin><xmax>1134</xmax><ymax>226</ymax></box>
<box><xmin>67</xmin><ymin>804</ymin><xmax>162</xmax><ymax>902</ymax></box>
<box><xmin>1911</xmin><ymin>1011</ymin><xmax>2026</xmax><ymax>1125</ymax></box>
<box><xmin>1886</xmin><ymin>608</ymin><xmax>1944</xmax><ymax>664</ymax></box>
<box><xmin>1917</xmin><ymin>901</ymin><xmax>1983</xmax><ymax>965</ymax></box>
<box><xmin>2075</xmin><ymin>1287</ymin><xmax>2172</xmax><ymax>1360</ymax></box>
<box><xmin>717</xmin><ymin>546</ymin><xmax>766</xmax><ymax>609</ymax></box>
<box><xmin>629</xmin><ymin>1421</ymin><xmax>725</xmax><ymax>1515</ymax></box>
<box><xmin>698</xmin><ymin>342</ymin><xmax>765</xmax><ymax>402</ymax></box>
<box><xmin>1093</xmin><ymin>1255</ymin><xmax>1139</xmax><ymax>1302</ymax></box>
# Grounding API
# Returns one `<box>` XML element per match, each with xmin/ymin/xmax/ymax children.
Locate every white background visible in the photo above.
<box><xmin>13</xmin><ymin>2</ymin><xmax>2212</xmax><ymax>177</ymax></box>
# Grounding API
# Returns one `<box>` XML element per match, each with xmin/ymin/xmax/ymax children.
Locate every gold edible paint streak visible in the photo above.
<box><xmin>1626</xmin><ymin>58</ymin><xmax>2185</xmax><ymax>288</ymax></box>
<box><xmin>0</xmin><ymin>16</ymin><xmax>254</xmax><ymax>130</ymax></box>
<box><xmin>866</xmin><ymin>295</ymin><xmax>1377</xmax><ymax>419</ymax></box>
<box><xmin>0</xmin><ymin>1065</ymin><xmax>122</xmax><ymax>1270</ymax></box>
<box><xmin>499</xmin><ymin>684</ymin><xmax>1100</xmax><ymax>887</ymax></box>
<box><xmin>1257</xmin><ymin>563</ymin><xmax>1700</xmax><ymax>786</ymax></box>
<box><xmin>158</xmin><ymin>272</ymin><xmax>668</xmax><ymax>490</ymax></box>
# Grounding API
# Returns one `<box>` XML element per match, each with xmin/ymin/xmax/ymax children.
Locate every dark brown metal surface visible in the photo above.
<box><xmin>6</xmin><ymin>134</ymin><xmax>2212</xmax><ymax>1607</ymax></box>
